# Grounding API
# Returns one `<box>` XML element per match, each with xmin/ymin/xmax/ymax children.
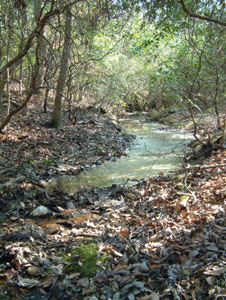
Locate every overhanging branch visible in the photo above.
<box><xmin>179</xmin><ymin>0</ymin><xmax>226</xmax><ymax>27</ymax></box>
<box><xmin>0</xmin><ymin>9</ymin><xmax>60</xmax><ymax>75</ymax></box>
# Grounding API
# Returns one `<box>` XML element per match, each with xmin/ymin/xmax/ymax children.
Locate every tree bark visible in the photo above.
<box><xmin>0</xmin><ymin>54</ymin><xmax>39</xmax><ymax>132</ymax></box>
<box><xmin>33</xmin><ymin>0</ymin><xmax>47</xmax><ymax>93</ymax></box>
<box><xmin>0</xmin><ymin>9</ymin><xmax>42</xmax><ymax>132</ymax></box>
<box><xmin>50</xmin><ymin>5</ymin><xmax>72</xmax><ymax>128</ymax></box>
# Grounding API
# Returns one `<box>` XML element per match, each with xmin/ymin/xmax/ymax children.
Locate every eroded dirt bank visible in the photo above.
<box><xmin>0</xmin><ymin>107</ymin><xmax>225</xmax><ymax>300</ymax></box>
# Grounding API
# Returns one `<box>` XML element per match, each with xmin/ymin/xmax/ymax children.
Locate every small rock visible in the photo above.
<box><xmin>27</xmin><ymin>266</ymin><xmax>40</xmax><ymax>276</ymax></box>
<box><xmin>10</xmin><ymin>216</ymin><xmax>19</xmax><ymax>221</ymax></box>
<box><xmin>31</xmin><ymin>206</ymin><xmax>49</xmax><ymax>216</ymax></box>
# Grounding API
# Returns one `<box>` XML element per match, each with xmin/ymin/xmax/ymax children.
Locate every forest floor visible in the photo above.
<box><xmin>0</xmin><ymin>104</ymin><xmax>225</xmax><ymax>300</ymax></box>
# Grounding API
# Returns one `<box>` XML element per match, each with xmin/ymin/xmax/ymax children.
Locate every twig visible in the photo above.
<box><xmin>170</xmin><ymin>184</ymin><xmax>195</xmax><ymax>199</ymax></box>
<box><xmin>70</xmin><ymin>233</ymin><xmax>101</xmax><ymax>239</ymax></box>
<box><xmin>179</xmin><ymin>0</ymin><xmax>226</xmax><ymax>27</ymax></box>
<box><xmin>220</xmin><ymin>116</ymin><xmax>226</xmax><ymax>147</ymax></box>
<box><xmin>185</xmin><ymin>163</ymin><xmax>226</xmax><ymax>170</ymax></box>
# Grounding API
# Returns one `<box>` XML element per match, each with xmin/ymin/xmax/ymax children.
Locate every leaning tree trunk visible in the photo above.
<box><xmin>0</xmin><ymin>5</ymin><xmax>27</xmax><ymax>107</ymax></box>
<box><xmin>50</xmin><ymin>5</ymin><xmax>72</xmax><ymax>128</ymax></box>
<box><xmin>0</xmin><ymin>43</ymin><xmax>40</xmax><ymax>132</ymax></box>
<box><xmin>0</xmin><ymin>8</ymin><xmax>59</xmax><ymax>131</ymax></box>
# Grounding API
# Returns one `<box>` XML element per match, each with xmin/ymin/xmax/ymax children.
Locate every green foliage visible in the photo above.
<box><xmin>0</xmin><ymin>0</ymin><xmax>225</xmax><ymax>123</ymax></box>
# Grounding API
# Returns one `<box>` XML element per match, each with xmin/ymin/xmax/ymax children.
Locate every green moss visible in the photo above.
<box><xmin>63</xmin><ymin>243</ymin><xmax>106</xmax><ymax>277</ymax></box>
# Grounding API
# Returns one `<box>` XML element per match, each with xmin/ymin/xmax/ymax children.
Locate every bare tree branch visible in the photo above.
<box><xmin>179</xmin><ymin>0</ymin><xmax>226</xmax><ymax>27</ymax></box>
<box><xmin>0</xmin><ymin>9</ymin><xmax>60</xmax><ymax>75</ymax></box>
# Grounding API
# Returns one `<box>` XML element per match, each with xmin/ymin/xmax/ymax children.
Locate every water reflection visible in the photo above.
<box><xmin>48</xmin><ymin>118</ymin><xmax>193</xmax><ymax>194</ymax></box>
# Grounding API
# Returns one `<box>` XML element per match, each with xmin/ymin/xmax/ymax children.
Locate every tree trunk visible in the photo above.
<box><xmin>0</xmin><ymin>9</ymin><xmax>60</xmax><ymax>76</ymax></box>
<box><xmin>50</xmin><ymin>5</ymin><xmax>72</xmax><ymax>128</ymax></box>
<box><xmin>34</xmin><ymin>0</ymin><xmax>47</xmax><ymax>93</ymax></box>
<box><xmin>0</xmin><ymin>6</ymin><xmax>27</xmax><ymax>106</ymax></box>
<box><xmin>0</xmin><ymin>43</ymin><xmax>40</xmax><ymax>132</ymax></box>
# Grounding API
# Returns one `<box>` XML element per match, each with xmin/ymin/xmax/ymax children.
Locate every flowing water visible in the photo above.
<box><xmin>48</xmin><ymin>117</ymin><xmax>193</xmax><ymax>194</ymax></box>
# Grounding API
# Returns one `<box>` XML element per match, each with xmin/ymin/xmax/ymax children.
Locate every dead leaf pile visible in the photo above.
<box><xmin>0</xmin><ymin>105</ymin><xmax>225</xmax><ymax>299</ymax></box>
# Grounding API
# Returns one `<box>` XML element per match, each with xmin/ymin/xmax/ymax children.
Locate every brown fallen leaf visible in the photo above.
<box><xmin>118</xmin><ymin>228</ymin><xmax>130</xmax><ymax>237</ymax></box>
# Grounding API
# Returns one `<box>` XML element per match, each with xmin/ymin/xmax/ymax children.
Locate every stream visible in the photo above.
<box><xmin>48</xmin><ymin>117</ymin><xmax>194</xmax><ymax>194</ymax></box>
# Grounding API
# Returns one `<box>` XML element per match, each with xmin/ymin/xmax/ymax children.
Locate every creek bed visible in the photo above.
<box><xmin>48</xmin><ymin>117</ymin><xmax>194</xmax><ymax>194</ymax></box>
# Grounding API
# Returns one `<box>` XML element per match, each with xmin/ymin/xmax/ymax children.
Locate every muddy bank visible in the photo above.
<box><xmin>0</xmin><ymin>106</ymin><xmax>135</xmax><ymax>182</ymax></box>
<box><xmin>0</xmin><ymin>105</ymin><xmax>136</xmax><ymax>221</ymax></box>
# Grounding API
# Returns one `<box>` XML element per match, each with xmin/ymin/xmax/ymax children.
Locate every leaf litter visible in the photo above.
<box><xmin>0</xmin><ymin>105</ymin><xmax>225</xmax><ymax>299</ymax></box>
